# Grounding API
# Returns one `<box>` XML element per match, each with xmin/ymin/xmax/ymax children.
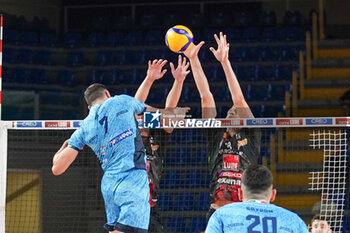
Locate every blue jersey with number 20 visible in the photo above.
<box><xmin>205</xmin><ymin>201</ymin><xmax>309</xmax><ymax>233</ymax></box>
<box><xmin>68</xmin><ymin>95</ymin><xmax>146</xmax><ymax>174</ymax></box>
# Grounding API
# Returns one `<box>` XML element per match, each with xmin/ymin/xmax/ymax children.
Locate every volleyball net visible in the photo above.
<box><xmin>0</xmin><ymin>117</ymin><xmax>349</xmax><ymax>233</ymax></box>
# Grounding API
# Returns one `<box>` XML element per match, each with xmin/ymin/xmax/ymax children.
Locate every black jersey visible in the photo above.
<box><xmin>206</xmin><ymin>128</ymin><xmax>261</xmax><ymax>204</ymax></box>
<box><xmin>142</xmin><ymin>130</ymin><xmax>171</xmax><ymax>207</ymax></box>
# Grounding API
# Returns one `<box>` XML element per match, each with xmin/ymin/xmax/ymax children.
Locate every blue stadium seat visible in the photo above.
<box><xmin>195</xmin><ymin>193</ymin><xmax>210</xmax><ymax>211</ymax></box>
<box><xmin>111</xmin><ymin>49</ymin><xmax>127</xmax><ymax>65</ymax></box>
<box><xmin>139</xmin><ymin>14</ymin><xmax>157</xmax><ymax>30</ymax></box>
<box><xmin>157</xmin><ymin>193</ymin><xmax>173</xmax><ymax>211</ymax></box>
<box><xmin>203</xmin><ymin>28</ymin><xmax>218</xmax><ymax>42</ymax></box>
<box><xmin>125</xmin><ymin>30</ymin><xmax>143</xmax><ymax>45</ymax></box>
<box><xmin>30</xmin><ymin>69</ymin><xmax>46</xmax><ymax>84</ymax></box>
<box><xmin>256</xmin><ymin>46</ymin><xmax>274</xmax><ymax>61</ymax></box>
<box><xmin>173</xmin><ymin>148</ymin><xmax>191</xmax><ymax>165</ymax></box>
<box><xmin>274</xmin><ymin>45</ymin><xmax>293</xmax><ymax>61</ymax></box>
<box><xmin>152</xmin><ymin>48</ymin><xmax>169</xmax><ymax>60</ymax></box>
<box><xmin>62</xmin><ymin>110</ymin><xmax>78</xmax><ymax>120</ymax></box>
<box><xmin>86</xmin><ymin>69</ymin><xmax>104</xmax><ymax>85</ymax></box>
<box><xmin>3</xmin><ymin>48</ymin><xmax>17</xmax><ymax>64</ymax></box>
<box><xmin>102</xmin><ymin>69</ymin><xmax>121</xmax><ymax>85</ymax></box>
<box><xmin>241</xmin><ymin>83</ymin><xmax>252</xmax><ymax>100</ymax></box>
<box><xmin>247</xmin><ymin>65</ymin><xmax>265</xmax><ymax>81</ymax></box>
<box><xmin>187</xmin><ymin>217</ymin><xmax>206</xmax><ymax>233</ymax></box>
<box><xmin>268</xmin><ymin>64</ymin><xmax>286</xmax><ymax>81</ymax></box>
<box><xmin>4</xmin><ymin>29</ymin><xmax>19</xmax><ymax>45</ymax></box>
<box><xmin>184</xmin><ymin>170</ymin><xmax>203</xmax><ymax>188</ymax></box>
<box><xmin>252</xmin><ymin>105</ymin><xmax>266</xmax><ymax>117</ymax></box>
<box><xmin>281</xmin><ymin>27</ymin><xmax>300</xmax><ymax>41</ymax></box>
<box><xmin>145</xmin><ymin>30</ymin><xmax>162</xmax><ymax>45</ymax></box>
<box><xmin>191</xmin><ymin>148</ymin><xmax>208</xmax><ymax>165</ymax></box>
<box><xmin>269</xmin><ymin>84</ymin><xmax>291</xmax><ymax>101</ymax></box>
<box><xmin>95</xmin><ymin>50</ymin><xmax>112</xmax><ymax>66</ymax></box>
<box><xmin>64</xmin><ymin>33</ymin><xmax>81</xmax><ymax>48</ymax></box>
<box><xmin>234</xmin><ymin>12</ymin><xmax>253</xmax><ymax>27</ymax></box>
<box><xmin>66</xmin><ymin>51</ymin><xmax>84</xmax><ymax>67</ymax></box>
<box><xmin>17</xmin><ymin>49</ymin><xmax>35</xmax><ymax>64</ymax></box>
<box><xmin>3</xmin><ymin>106</ymin><xmax>21</xmax><ymax>120</ymax></box>
<box><xmin>35</xmin><ymin>50</ymin><xmax>53</xmax><ymax>65</ymax></box>
<box><xmin>284</xmin><ymin>10</ymin><xmax>302</xmax><ymax>27</ymax></box>
<box><xmin>87</xmin><ymin>32</ymin><xmax>105</xmax><ymax>47</ymax></box>
<box><xmin>264</xmin><ymin>105</ymin><xmax>285</xmax><ymax>117</ymax></box>
<box><xmin>125</xmin><ymin>68</ymin><xmax>144</xmax><ymax>84</ymax></box>
<box><xmin>207</xmin><ymin>65</ymin><xmax>223</xmax><ymax>82</ymax></box>
<box><xmin>40</xmin><ymin>92</ymin><xmax>62</xmax><ymax>105</ymax></box>
<box><xmin>242</xmin><ymin>27</ymin><xmax>259</xmax><ymax>42</ymax></box>
<box><xmin>13</xmin><ymin>67</ymin><xmax>29</xmax><ymax>83</ymax></box>
<box><xmin>232</xmin><ymin>47</ymin><xmax>251</xmax><ymax>62</ymax></box>
<box><xmin>166</xmin><ymin>218</ymin><xmax>186</xmax><ymax>233</ymax></box>
<box><xmin>58</xmin><ymin>70</ymin><xmax>75</xmax><ymax>86</ymax></box>
<box><xmin>90</xmin><ymin>17</ymin><xmax>110</xmax><ymax>32</ymax></box>
<box><xmin>107</xmin><ymin>32</ymin><xmax>124</xmax><ymax>47</ymax></box>
<box><xmin>163</xmin><ymin>14</ymin><xmax>179</xmax><ymax>28</ymax></box>
<box><xmin>188</xmin><ymin>13</ymin><xmax>204</xmax><ymax>29</ymax></box>
<box><xmin>225</xmin><ymin>28</ymin><xmax>241</xmax><ymax>43</ymax></box>
<box><xmin>40</xmin><ymin>32</ymin><xmax>57</xmax><ymax>47</ymax></box>
<box><xmin>2</xmin><ymin>67</ymin><xmax>12</xmax><ymax>83</ymax></box>
<box><xmin>113</xmin><ymin>15</ymin><xmax>134</xmax><ymax>31</ymax></box>
<box><xmin>262</xmin><ymin>27</ymin><xmax>279</xmax><ymax>42</ymax></box>
<box><xmin>173</xmin><ymin>193</ymin><xmax>194</xmax><ymax>211</ymax></box>
<box><xmin>211</xmin><ymin>12</ymin><xmax>230</xmax><ymax>28</ymax></box>
<box><xmin>20</xmin><ymin>31</ymin><xmax>39</xmax><ymax>46</ymax></box>
<box><xmin>259</xmin><ymin>11</ymin><xmax>277</xmax><ymax>27</ymax></box>
<box><xmin>160</xmin><ymin>170</ymin><xmax>182</xmax><ymax>188</ymax></box>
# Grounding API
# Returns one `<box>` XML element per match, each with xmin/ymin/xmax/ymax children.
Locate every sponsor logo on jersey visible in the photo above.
<box><xmin>237</xmin><ymin>138</ymin><xmax>248</xmax><ymax>149</ymax></box>
<box><xmin>223</xmin><ymin>154</ymin><xmax>240</xmax><ymax>171</ymax></box>
<box><xmin>276</xmin><ymin>119</ymin><xmax>303</xmax><ymax>125</ymax></box>
<box><xmin>109</xmin><ymin>129</ymin><xmax>134</xmax><ymax>147</ymax></box>
<box><xmin>45</xmin><ymin>121</ymin><xmax>70</xmax><ymax>128</ymax></box>
<box><xmin>306</xmin><ymin>118</ymin><xmax>332</xmax><ymax>125</ymax></box>
<box><xmin>247</xmin><ymin>119</ymin><xmax>273</xmax><ymax>125</ymax></box>
<box><xmin>218</xmin><ymin>171</ymin><xmax>242</xmax><ymax>179</ymax></box>
<box><xmin>217</xmin><ymin>178</ymin><xmax>241</xmax><ymax>185</ymax></box>
<box><xmin>16</xmin><ymin>121</ymin><xmax>42</xmax><ymax>128</ymax></box>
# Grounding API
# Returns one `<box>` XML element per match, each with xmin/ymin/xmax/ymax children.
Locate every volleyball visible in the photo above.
<box><xmin>165</xmin><ymin>25</ymin><xmax>193</xmax><ymax>53</ymax></box>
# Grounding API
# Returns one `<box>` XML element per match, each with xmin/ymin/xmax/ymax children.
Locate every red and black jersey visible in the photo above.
<box><xmin>206</xmin><ymin>128</ymin><xmax>261</xmax><ymax>206</ymax></box>
<box><xmin>142</xmin><ymin>130</ymin><xmax>171</xmax><ymax>207</ymax></box>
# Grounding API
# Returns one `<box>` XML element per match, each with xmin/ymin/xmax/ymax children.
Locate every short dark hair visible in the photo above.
<box><xmin>84</xmin><ymin>83</ymin><xmax>107</xmax><ymax>106</ymax></box>
<box><xmin>242</xmin><ymin>165</ymin><xmax>273</xmax><ymax>195</ymax></box>
<box><xmin>312</xmin><ymin>214</ymin><xmax>321</xmax><ymax>223</ymax></box>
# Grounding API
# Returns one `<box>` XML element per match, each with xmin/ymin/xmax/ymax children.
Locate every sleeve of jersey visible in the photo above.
<box><xmin>297</xmin><ymin>216</ymin><xmax>310</xmax><ymax>232</ymax></box>
<box><xmin>205</xmin><ymin>212</ymin><xmax>224</xmax><ymax>233</ymax></box>
<box><xmin>121</xmin><ymin>95</ymin><xmax>146</xmax><ymax>115</ymax></box>
<box><xmin>68</xmin><ymin>128</ymin><xmax>85</xmax><ymax>152</ymax></box>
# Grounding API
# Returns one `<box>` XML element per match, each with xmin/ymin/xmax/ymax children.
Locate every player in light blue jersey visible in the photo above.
<box><xmin>205</xmin><ymin>165</ymin><xmax>309</xmax><ymax>233</ymax></box>
<box><xmin>52</xmin><ymin>83</ymin><xmax>181</xmax><ymax>233</ymax></box>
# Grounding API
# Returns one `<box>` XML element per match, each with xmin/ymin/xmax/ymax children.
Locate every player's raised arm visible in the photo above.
<box><xmin>134</xmin><ymin>59</ymin><xmax>167</xmax><ymax>102</ymax></box>
<box><xmin>210</xmin><ymin>32</ymin><xmax>254</xmax><ymax>118</ymax></box>
<box><xmin>184</xmin><ymin>41</ymin><xmax>216</xmax><ymax>119</ymax></box>
<box><xmin>52</xmin><ymin>139</ymin><xmax>79</xmax><ymax>175</ymax></box>
<box><xmin>166</xmin><ymin>55</ymin><xmax>190</xmax><ymax>108</ymax></box>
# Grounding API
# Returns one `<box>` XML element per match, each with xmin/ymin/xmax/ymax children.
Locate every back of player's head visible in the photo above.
<box><xmin>84</xmin><ymin>83</ymin><xmax>107</xmax><ymax>106</ymax></box>
<box><xmin>241</xmin><ymin>165</ymin><xmax>273</xmax><ymax>198</ymax></box>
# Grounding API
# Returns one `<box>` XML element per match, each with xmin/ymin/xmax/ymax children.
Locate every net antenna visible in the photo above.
<box><xmin>309</xmin><ymin>129</ymin><xmax>348</xmax><ymax>232</ymax></box>
<box><xmin>0</xmin><ymin>14</ymin><xmax>4</xmax><ymax>233</ymax></box>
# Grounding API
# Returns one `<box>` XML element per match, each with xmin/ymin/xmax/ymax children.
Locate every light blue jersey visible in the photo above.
<box><xmin>68</xmin><ymin>94</ymin><xmax>150</xmax><ymax>231</ymax></box>
<box><xmin>206</xmin><ymin>201</ymin><xmax>309</xmax><ymax>233</ymax></box>
<box><xmin>69</xmin><ymin>94</ymin><xmax>146</xmax><ymax>174</ymax></box>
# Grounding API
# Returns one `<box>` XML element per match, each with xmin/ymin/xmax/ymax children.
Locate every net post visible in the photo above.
<box><xmin>0</xmin><ymin>122</ymin><xmax>8</xmax><ymax>233</ymax></box>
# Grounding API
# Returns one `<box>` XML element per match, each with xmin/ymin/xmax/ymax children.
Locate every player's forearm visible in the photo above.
<box><xmin>134</xmin><ymin>77</ymin><xmax>154</xmax><ymax>102</ymax></box>
<box><xmin>189</xmin><ymin>57</ymin><xmax>213</xmax><ymax>99</ymax></box>
<box><xmin>165</xmin><ymin>80</ymin><xmax>184</xmax><ymax>109</ymax></box>
<box><xmin>221</xmin><ymin>60</ymin><xmax>246</xmax><ymax>107</ymax></box>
